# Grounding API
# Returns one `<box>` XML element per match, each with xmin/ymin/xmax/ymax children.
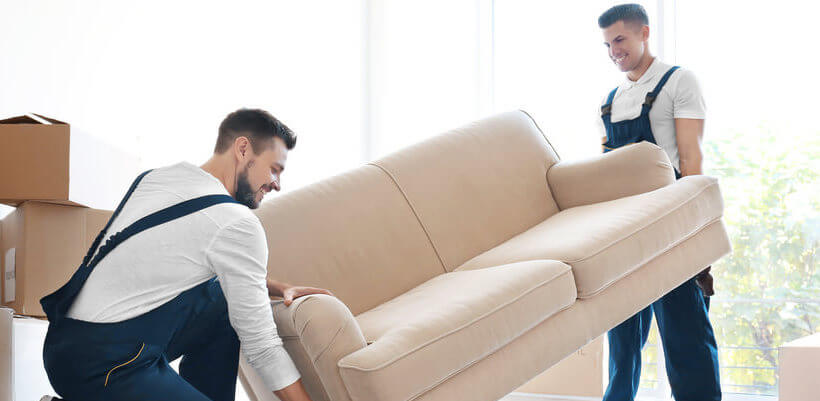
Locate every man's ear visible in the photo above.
<box><xmin>642</xmin><ymin>25</ymin><xmax>650</xmax><ymax>42</ymax></box>
<box><xmin>234</xmin><ymin>136</ymin><xmax>251</xmax><ymax>160</ymax></box>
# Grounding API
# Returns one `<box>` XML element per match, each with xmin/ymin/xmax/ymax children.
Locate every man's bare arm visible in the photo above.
<box><xmin>676</xmin><ymin>117</ymin><xmax>713</xmax><ymax>294</ymax></box>
<box><xmin>675</xmin><ymin>118</ymin><xmax>705</xmax><ymax>176</ymax></box>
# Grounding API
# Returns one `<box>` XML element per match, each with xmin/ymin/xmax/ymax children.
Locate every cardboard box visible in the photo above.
<box><xmin>0</xmin><ymin>113</ymin><xmax>139</xmax><ymax>209</ymax></box>
<box><xmin>1</xmin><ymin>308</ymin><xmax>55</xmax><ymax>401</ymax></box>
<box><xmin>779</xmin><ymin>332</ymin><xmax>820</xmax><ymax>401</ymax></box>
<box><xmin>1</xmin><ymin>202</ymin><xmax>112</xmax><ymax>316</ymax></box>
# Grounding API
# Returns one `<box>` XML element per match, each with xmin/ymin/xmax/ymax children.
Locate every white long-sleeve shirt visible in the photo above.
<box><xmin>67</xmin><ymin>161</ymin><xmax>300</xmax><ymax>391</ymax></box>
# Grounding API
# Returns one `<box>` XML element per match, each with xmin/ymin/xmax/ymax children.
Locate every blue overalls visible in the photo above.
<box><xmin>600</xmin><ymin>67</ymin><xmax>722</xmax><ymax>401</ymax></box>
<box><xmin>40</xmin><ymin>170</ymin><xmax>244</xmax><ymax>401</ymax></box>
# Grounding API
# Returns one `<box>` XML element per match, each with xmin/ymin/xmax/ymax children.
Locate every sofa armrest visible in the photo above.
<box><xmin>547</xmin><ymin>142</ymin><xmax>676</xmax><ymax>210</ymax></box>
<box><xmin>271</xmin><ymin>294</ymin><xmax>367</xmax><ymax>401</ymax></box>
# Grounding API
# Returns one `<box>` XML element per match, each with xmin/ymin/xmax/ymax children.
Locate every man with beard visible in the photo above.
<box><xmin>40</xmin><ymin>108</ymin><xmax>328</xmax><ymax>401</ymax></box>
<box><xmin>597</xmin><ymin>4</ymin><xmax>720</xmax><ymax>401</ymax></box>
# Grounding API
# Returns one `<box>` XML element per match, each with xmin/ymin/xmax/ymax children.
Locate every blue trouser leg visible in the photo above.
<box><xmin>604</xmin><ymin>278</ymin><xmax>722</xmax><ymax>401</ymax></box>
<box><xmin>100</xmin><ymin>282</ymin><xmax>239</xmax><ymax>401</ymax></box>
<box><xmin>603</xmin><ymin>306</ymin><xmax>653</xmax><ymax>401</ymax></box>
<box><xmin>44</xmin><ymin>282</ymin><xmax>240</xmax><ymax>401</ymax></box>
<box><xmin>654</xmin><ymin>278</ymin><xmax>721</xmax><ymax>401</ymax></box>
<box><xmin>102</xmin><ymin>355</ymin><xmax>214</xmax><ymax>401</ymax></box>
<box><xmin>175</xmin><ymin>325</ymin><xmax>240</xmax><ymax>401</ymax></box>
<box><xmin>165</xmin><ymin>283</ymin><xmax>240</xmax><ymax>401</ymax></box>
<box><xmin>99</xmin><ymin>289</ymin><xmax>239</xmax><ymax>401</ymax></box>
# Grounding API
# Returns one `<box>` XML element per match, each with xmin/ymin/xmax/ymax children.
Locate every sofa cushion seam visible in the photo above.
<box><xmin>313</xmin><ymin>315</ymin><xmax>352</xmax><ymax>364</ymax></box>
<box><xmin>563</xmin><ymin>180</ymin><xmax>719</xmax><ymax>264</ymax></box>
<box><xmin>337</xmin><ymin>268</ymin><xmax>574</xmax><ymax>372</ymax></box>
<box><xmin>406</xmin><ymin>300</ymin><xmax>576</xmax><ymax>401</ymax></box>
<box><xmin>577</xmin><ymin>217</ymin><xmax>724</xmax><ymax>298</ymax></box>
<box><xmin>519</xmin><ymin>109</ymin><xmax>560</xmax><ymax>160</ymax></box>
<box><xmin>368</xmin><ymin>162</ymin><xmax>448</xmax><ymax>273</ymax></box>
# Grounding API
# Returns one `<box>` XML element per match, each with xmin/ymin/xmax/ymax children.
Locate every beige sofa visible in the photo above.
<box><xmin>239</xmin><ymin>111</ymin><xmax>731</xmax><ymax>401</ymax></box>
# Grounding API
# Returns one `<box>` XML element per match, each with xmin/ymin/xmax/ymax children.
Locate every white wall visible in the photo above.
<box><xmin>0</xmin><ymin>0</ymin><xmax>365</xmax><ymax>212</ymax></box>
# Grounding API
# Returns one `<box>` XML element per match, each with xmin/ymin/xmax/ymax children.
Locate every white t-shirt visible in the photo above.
<box><xmin>597</xmin><ymin>57</ymin><xmax>706</xmax><ymax>171</ymax></box>
<box><xmin>67</xmin><ymin>161</ymin><xmax>300</xmax><ymax>392</ymax></box>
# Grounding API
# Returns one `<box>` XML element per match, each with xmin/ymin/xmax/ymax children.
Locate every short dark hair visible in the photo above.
<box><xmin>215</xmin><ymin>108</ymin><xmax>297</xmax><ymax>154</ymax></box>
<box><xmin>598</xmin><ymin>4</ymin><xmax>649</xmax><ymax>29</ymax></box>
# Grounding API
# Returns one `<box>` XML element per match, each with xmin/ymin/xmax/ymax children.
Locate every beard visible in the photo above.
<box><xmin>235</xmin><ymin>166</ymin><xmax>260</xmax><ymax>209</ymax></box>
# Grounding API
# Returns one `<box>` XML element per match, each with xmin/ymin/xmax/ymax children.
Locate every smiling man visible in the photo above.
<box><xmin>597</xmin><ymin>4</ymin><xmax>721</xmax><ymax>401</ymax></box>
<box><xmin>40</xmin><ymin>108</ymin><xmax>329</xmax><ymax>401</ymax></box>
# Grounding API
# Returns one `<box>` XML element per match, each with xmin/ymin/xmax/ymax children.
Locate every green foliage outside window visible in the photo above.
<box><xmin>640</xmin><ymin>127</ymin><xmax>819</xmax><ymax>396</ymax></box>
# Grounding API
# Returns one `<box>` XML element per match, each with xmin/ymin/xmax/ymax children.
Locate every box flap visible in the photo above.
<box><xmin>0</xmin><ymin>199</ymin><xmax>86</xmax><ymax>208</ymax></box>
<box><xmin>31</xmin><ymin>113</ymin><xmax>68</xmax><ymax>125</ymax></box>
<box><xmin>0</xmin><ymin>114</ymin><xmax>68</xmax><ymax>126</ymax></box>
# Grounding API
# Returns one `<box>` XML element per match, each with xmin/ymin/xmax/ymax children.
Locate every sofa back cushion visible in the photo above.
<box><xmin>370</xmin><ymin>111</ymin><xmax>562</xmax><ymax>271</ymax></box>
<box><xmin>254</xmin><ymin>165</ymin><xmax>445</xmax><ymax>315</ymax></box>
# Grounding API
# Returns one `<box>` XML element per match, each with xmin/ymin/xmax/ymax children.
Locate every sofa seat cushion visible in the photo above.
<box><xmin>338</xmin><ymin>260</ymin><xmax>576</xmax><ymax>401</ymax></box>
<box><xmin>457</xmin><ymin>175</ymin><xmax>724</xmax><ymax>298</ymax></box>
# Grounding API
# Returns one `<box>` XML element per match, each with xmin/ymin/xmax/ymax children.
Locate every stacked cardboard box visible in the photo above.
<box><xmin>0</xmin><ymin>114</ymin><xmax>136</xmax><ymax>317</ymax></box>
<box><xmin>1</xmin><ymin>202</ymin><xmax>113</xmax><ymax>316</ymax></box>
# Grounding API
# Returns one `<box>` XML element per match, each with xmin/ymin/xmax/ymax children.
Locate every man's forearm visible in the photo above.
<box><xmin>679</xmin><ymin>146</ymin><xmax>703</xmax><ymax>176</ymax></box>
<box><xmin>675</xmin><ymin>118</ymin><xmax>705</xmax><ymax>177</ymax></box>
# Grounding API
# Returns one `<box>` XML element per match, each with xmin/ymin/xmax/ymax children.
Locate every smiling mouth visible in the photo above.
<box><xmin>614</xmin><ymin>54</ymin><xmax>627</xmax><ymax>65</ymax></box>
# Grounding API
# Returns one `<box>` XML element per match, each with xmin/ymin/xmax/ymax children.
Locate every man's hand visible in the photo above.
<box><xmin>282</xmin><ymin>285</ymin><xmax>334</xmax><ymax>306</ymax></box>
<box><xmin>267</xmin><ymin>279</ymin><xmax>334</xmax><ymax>306</ymax></box>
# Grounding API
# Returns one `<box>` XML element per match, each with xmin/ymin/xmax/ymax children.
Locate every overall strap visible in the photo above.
<box><xmin>85</xmin><ymin>194</ymin><xmax>240</xmax><ymax>269</ymax></box>
<box><xmin>600</xmin><ymin>87</ymin><xmax>619</xmax><ymax>116</ymax></box>
<box><xmin>82</xmin><ymin>169</ymin><xmax>153</xmax><ymax>267</ymax></box>
<box><xmin>43</xmin><ymin>178</ymin><xmax>239</xmax><ymax>321</ymax></box>
<box><xmin>642</xmin><ymin>66</ymin><xmax>680</xmax><ymax>108</ymax></box>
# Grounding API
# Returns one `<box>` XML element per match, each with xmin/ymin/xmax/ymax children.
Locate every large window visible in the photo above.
<box><xmin>675</xmin><ymin>0</ymin><xmax>820</xmax><ymax>397</ymax></box>
<box><xmin>492</xmin><ymin>0</ymin><xmax>819</xmax><ymax>398</ymax></box>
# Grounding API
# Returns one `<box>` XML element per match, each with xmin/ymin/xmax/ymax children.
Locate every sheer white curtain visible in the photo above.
<box><xmin>366</xmin><ymin>0</ymin><xmax>487</xmax><ymax>159</ymax></box>
<box><xmin>493</xmin><ymin>0</ymin><xmax>656</xmax><ymax>160</ymax></box>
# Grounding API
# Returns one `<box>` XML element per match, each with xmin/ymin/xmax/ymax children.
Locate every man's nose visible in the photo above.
<box><xmin>269</xmin><ymin>173</ymin><xmax>281</xmax><ymax>192</ymax></box>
